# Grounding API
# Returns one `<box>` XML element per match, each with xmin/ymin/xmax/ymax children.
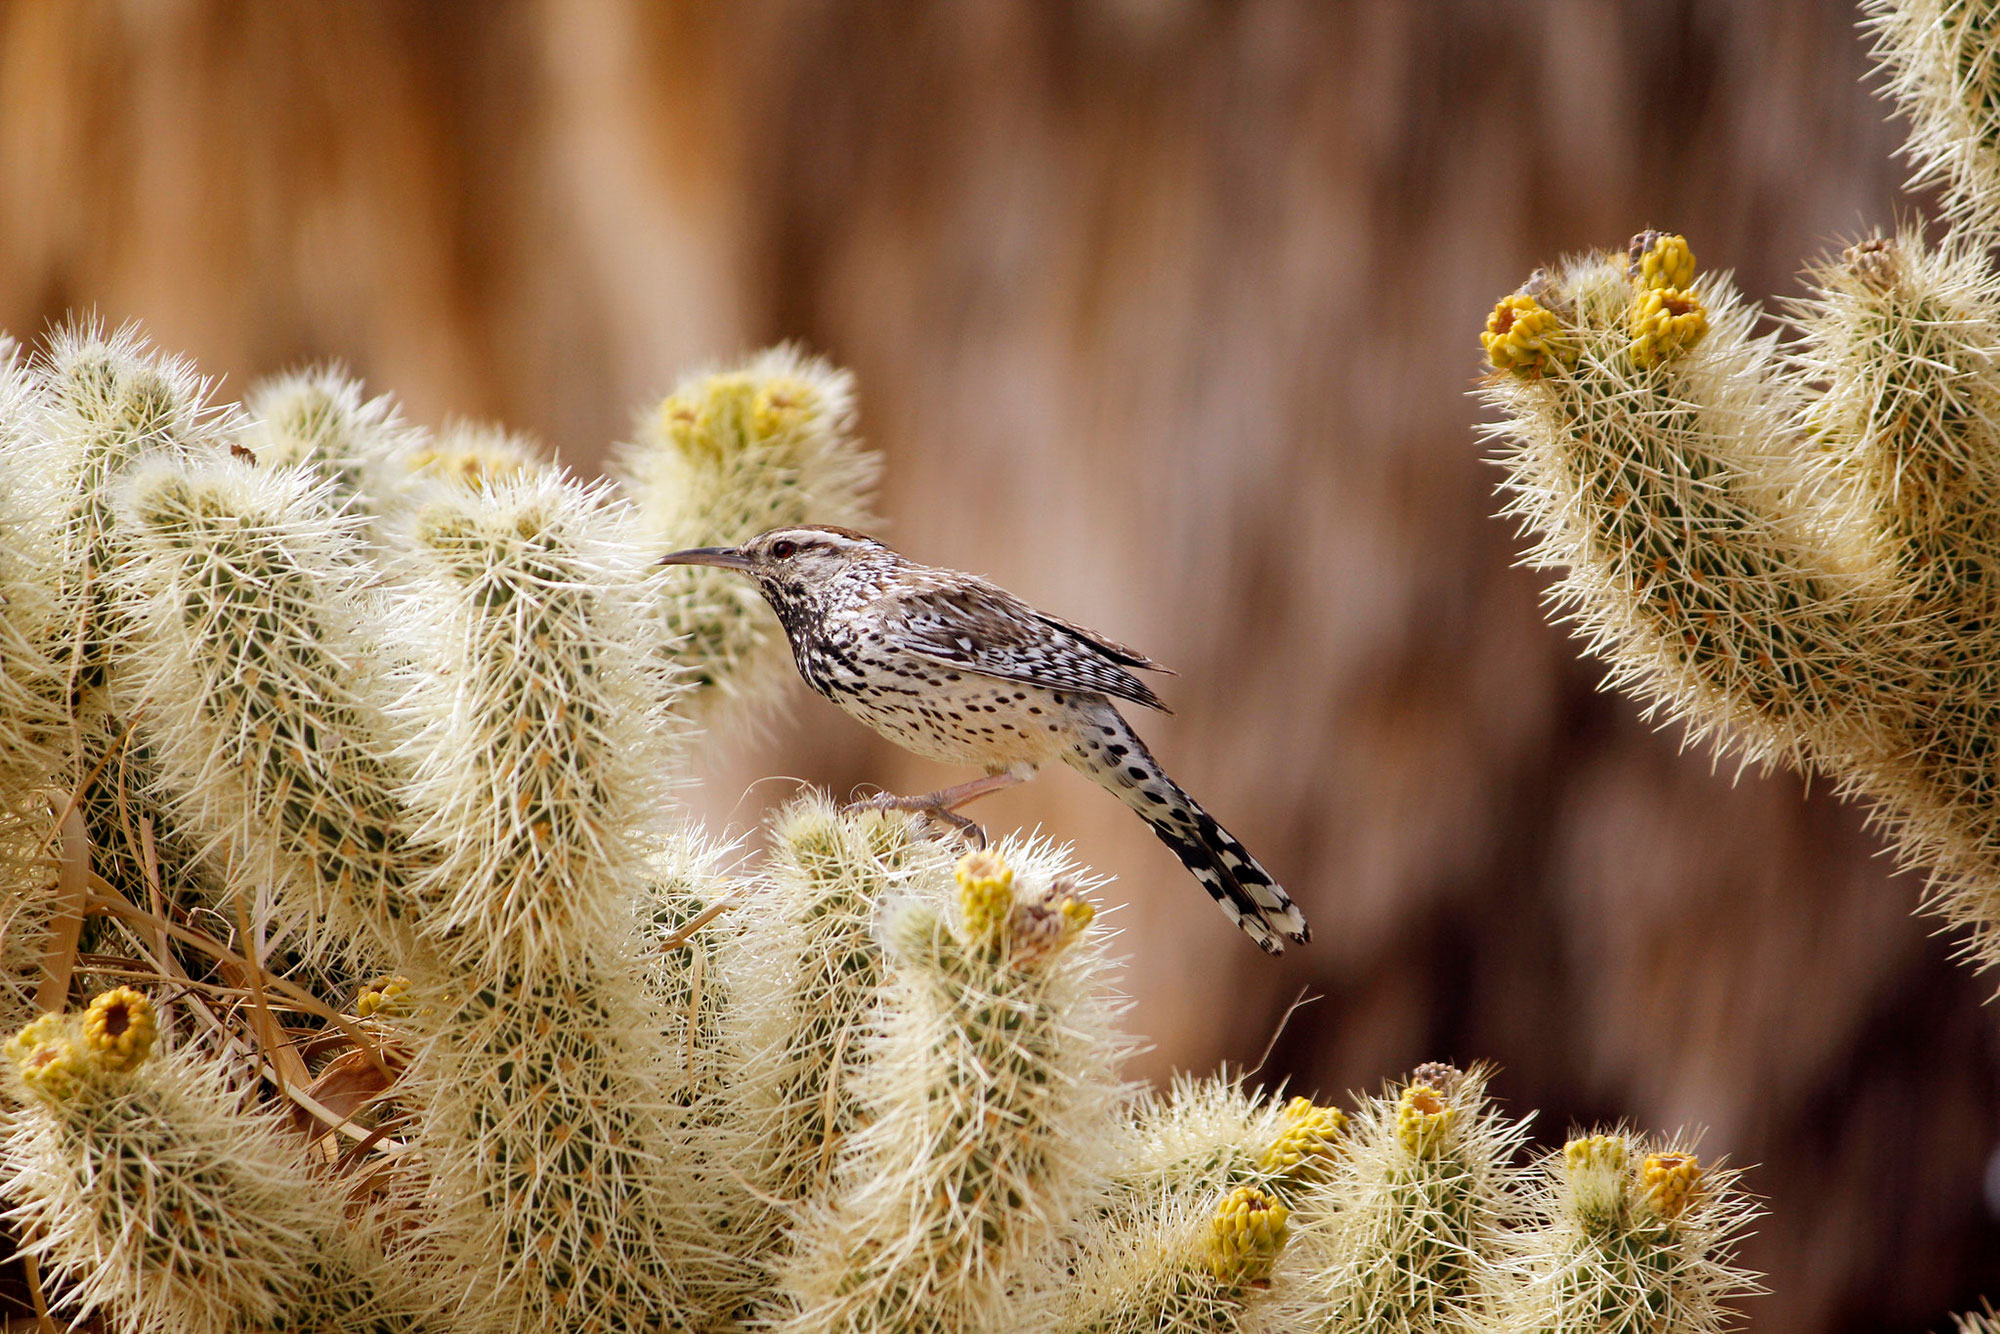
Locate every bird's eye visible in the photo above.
<box><xmin>770</xmin><ymin>539</ymin><xmax>798</xmax><ymax>559</ymax></box>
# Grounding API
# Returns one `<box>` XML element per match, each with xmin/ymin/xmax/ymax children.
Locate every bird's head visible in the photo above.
<box><xmin>658</xmin><ymin>525</ymin><xmax>899</xmax><ymax>614</ymax></box>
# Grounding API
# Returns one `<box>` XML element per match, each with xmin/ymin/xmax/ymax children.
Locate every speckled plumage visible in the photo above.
<box><xmin>659</xmin><ymin>525</ymin><xmax>1309</xmax><ymax>954</ymax></box>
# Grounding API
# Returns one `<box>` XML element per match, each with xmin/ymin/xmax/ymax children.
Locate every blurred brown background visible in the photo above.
<box><xmin>1</xmin><ymin>1</ymin><xmax>1992</xmax><ymax>1328</ymax></box>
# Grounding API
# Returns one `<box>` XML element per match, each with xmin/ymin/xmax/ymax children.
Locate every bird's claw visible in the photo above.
<box><xmin>842</xmin><ymin>791</ymin><xmax>989</xmax><ymax>848</ymax></box>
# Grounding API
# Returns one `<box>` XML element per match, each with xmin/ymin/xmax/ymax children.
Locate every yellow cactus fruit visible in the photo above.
<box><xmin>1058</xmin><ymin>893</ymin><xmax>1097</xmax><ymax>935</ymax></box>
<box><xmin>356</xmin><ymin>975</ymin><xmax>413</xmax><ymax>1020</ymax></box>
<box><xmin>1627</xmin><ymin>286</ymin><xmax>1709</xmax><ymax>368</ymax></box>
<box><xmin>405</xmin><ymin>445</ymin><xmax>531</xmax><ymax>489</ymax></box>
<box><xmin>1638</xmin><ymin>1151</ymin><xmax>1704</xmax><ymax>1221</ymax></box>
<box><xmin>955</xmin><ymin>847</ymin><xmax>1016</xmax><ymax>948</ymax></box>
<box><xmin>403</xmin><ymin>426</ymin><xmax>542</xmax><ymax>491</ymax></box>
<box><xmin>1260</xmin><ymin>1095</ymin><xmax>1348</xmax><ymax>1184</ymax></box>
<box><xmin>752</xmin><ymin>374</ymin><xmax>821</xmax><ymax>439</ymax></box>
<box><xmin>1482</xmin><ymin>293</ymin><xmax>1575</xmax><ymax>376</ymax></box>
<box><xmin>81</xmin><ymin>987</ymin><xmax>158</xmax><ymax>1073</ymax></box>
<box><xmin>1562</xmin><ymin>1132</ymin><xmax>1629</xmax><ymax>1175</ymax></box>
<box><xmin>1394</xmin><ymin>1082</ymin><xmax>1455</xmax><ymax>1157</ymax></box>
<box><xmin>1562</xmin><ymin>1132</ymin><xmax>1631</xmax><ymax>1230</ymax></box>
<box><xmin>4</xmin><ymin>1013</ymin><xmax>67</xmax><ymax>1067</ymax></box>
<box><xmin>661</xmin><ymin>367</ymin><xmax>829</xmax><ymax>455</ymax></box>
<box><xmin>1628</xmin><ymin>230</ymin><xmax>1697</xmax><ymax>291</ymax></box>
<box><xmin>1205</xmin><ymin>1184</ymin><xmax>1290</xmax><ymax>1286</ymax></box>
<box><xmin>658</xmin><ymin>373</ymin><xmax>757</xmax><ymax>462</ymax></box>
<box><xmin>17</xmin><ymin>1033</ymin><xmax>90</xmax><ymax>1101</ymax></box>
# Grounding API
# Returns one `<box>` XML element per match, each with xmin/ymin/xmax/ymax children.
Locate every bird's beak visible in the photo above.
<box><xmin>657</xmin><ymin>545</ymin><xmax>756</xmax><ymax>573</ymax></box>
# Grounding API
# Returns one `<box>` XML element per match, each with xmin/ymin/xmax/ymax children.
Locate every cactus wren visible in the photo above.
<box><xmin>660</xmin><ymin>525</ymin><xmax>1309</xmax><ymax>954</ymax></box>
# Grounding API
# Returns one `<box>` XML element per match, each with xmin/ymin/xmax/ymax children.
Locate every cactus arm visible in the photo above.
<box><xmin>110</xmin><ymin>454</ymin><xmax>423</xmax><ymax>961</ymax></box>
<box><xmin>1481</xmin><ymin>245</ymin><xmax>1872</xmax><ymax>771</ymax></box>
<box><xmin>613</xmin><ymin>346</ymin><xmax>879</xmax><ymax>724</ymax></box>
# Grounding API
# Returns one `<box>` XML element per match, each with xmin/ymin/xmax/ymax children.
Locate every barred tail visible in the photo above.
<box><xmin>1064</xmin><ymin>706</ymin><xmax>1309</xmax><ymax>955</ymax></box>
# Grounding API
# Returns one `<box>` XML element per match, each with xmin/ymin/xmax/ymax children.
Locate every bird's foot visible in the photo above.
<box><xmin>844</xmin><ymin>790</ymin><xmax>989</xmax><ymax>847</ymax></box>
<box><xmin>841</xmin><ymin>767</ymin><xmax>1034</xmax><ymax>849</ymax></box>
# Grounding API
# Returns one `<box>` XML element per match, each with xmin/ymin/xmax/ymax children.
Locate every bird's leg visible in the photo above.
<box><xmin>844</xmin><ymin>766</ymin><xmax>1034</xmax><ymax>847</ymax></box>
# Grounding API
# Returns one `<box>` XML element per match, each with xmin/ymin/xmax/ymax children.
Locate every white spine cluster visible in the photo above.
<box><xmin>236</xmin><ymin>366</ymin><xmax>416</xmax><ymax>509</ymax></box>
<box><xmin>0</xmin><ymin>338</ymin><xmax>67</xmax><ymax>1028</ymax></box>
<box><xmin>1867</xmin><ymin>0</ymin><xmax>2000</xmax><ymax>232</ymax></box>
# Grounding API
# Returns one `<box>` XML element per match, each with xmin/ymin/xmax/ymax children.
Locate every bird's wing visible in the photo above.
<box><xmin>883</xmin><ymin>579</ymin><xmax>1172</xmax><ymax>712</ymax></box>
<box><xmin>1024</xmin><ymin>607</ymin><xmax>1175</xmax><ymax>674</ymax></box>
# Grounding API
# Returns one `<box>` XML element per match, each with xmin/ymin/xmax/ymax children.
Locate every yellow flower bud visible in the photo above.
<box><xmin>1260</xmin><ymin>1096</ymin><xmax>1348</xmax><ymax>1184</ymax></box>
<box><xmin>1205</xmin><ymin>1184</ymin><xmax>1290</xmax><ymax>1286</ymax></box>
<box><xmin>1629</xmin><ymin>231</ymin><xmax>1697</xmax><ymax>291</ymax></box>
<box><xmin>18</xmin><ymin>1034</ymin><xmax>90</xmax><ymax>1101</ymax></box>
<box><xmin>753</xmin><ymin>375</ymin><xmax>820</xmax><ymax>439</ymax></box>
<box><xmin>1482</xmin><ymin>293</ymin><xmax>1576</xmax><ymax>377</ymax></box>
<box><xmin>1563</xmin><ymin>1133</ymin><xmax>1632</xmax><ymax>1230</ymax></box>
<box><xmin>4</xmin><ymin>1014</ymin><xmax>66</xmax><ymax>1067</ymax></box>
<box><xmin>357</xmin><ymin>975</ymin><xmax>414</xmax><ymax>1019</ymax></box>
<box><xmin>955</xmin><ymin>848</ymin><xmax>1016</xmax><ymax>949</ymax></box>
<box><xmin>659</xmin><ymin>373</ymin><xmax>758</xmax><ymax>461</ymax></box>
<box><xmin>1058</xmin><ymin>895</ymin><xmax>1096</xmax><ymax>934</ymax></box>
<box><xmin>405</xmin><ymin>442</ymin><xmax>533</xmax><ymax>489</ymax></box>
<box><xmin>1638</xmin><ymin>1151</ymin><xmax>1703</xmax><ymax>1221</ymax></box>
<box><xmin>81</xmin><ymin>987</ymin><xmax>158</xmax><ymax>1073</ymax></box>
<box><xmin>1627</xmin><ymin>287</ymin><xmax>1709</xmax><ymax>368</ymax></box>
<box><xmin>1395</xmin><ymin>1083</ymin><xmax>1455</xmax><ymax>1157</ymax></box>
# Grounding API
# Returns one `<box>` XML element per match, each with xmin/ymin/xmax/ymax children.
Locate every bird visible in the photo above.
<box><xmin>658</xmin><ymin>524</ymin><xmax>1309</xmax><ymax>955</ymax></box>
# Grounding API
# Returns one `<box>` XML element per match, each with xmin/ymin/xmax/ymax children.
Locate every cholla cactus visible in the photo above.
<box><xmin>613</xmin><ymin>346</ymin><xmax>877</xmax><ymax>722</ymax></box>
<box><xmin>1476</xmin><ymin>2</ymin><xmax>2000</xmax><ymax>972</ymax></box>
<box><xmin>1046</xmin><ymin>1083</ymin><xmax>1343</xmax><ymax>1334</ymax></box>
<box><xmin>0</xmin><ymin>315</ymin><xmax>1760</xmax><ymax>1334</ymax></box>
<box><xmin>774</xmin><ymin>843</ymin><xmax>1128</xmax><ymax>1334</ymax></box>
<box><xmin>236</xmin><ymin>366</ymin><xmax>417</xmax><ymax>508</ymax></box>
<box><xmin>1290</xmin><ymin>1066</ymin><xmax>1529</xmax><ymax>1334</ymax></box>
<box><xmin>110</xmin><ymin>454</ymin><xmax>418</xmax><ymax>961</ymax></box>
<box><xmin>23</xmin><ymin>324</ymin><xmax>232</xmax><ymax>927</ymax></box>
<box><xmin>385</xmin><ymin>473</ymin><xmax>731</xmax><ymax>1332</ymax></box>
<box><xmin>1868</xmin><ymin>0</ymin><xmax>2000</xmax><ymax>232</ymax></box>
<box><xmin>1493</xmin><ymin>1132</ymin><xmax>1760</xmax><ymax>1334</ymax></box>
<box><xmin>728</xmin><ymin>796</ymin><xmax>947</xmax><ymax>1201</ymax></box>
<box><xmin>0</xmin><ymin>988</ymin><xmax>417</xmax><ymax>1334</ymax></box>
